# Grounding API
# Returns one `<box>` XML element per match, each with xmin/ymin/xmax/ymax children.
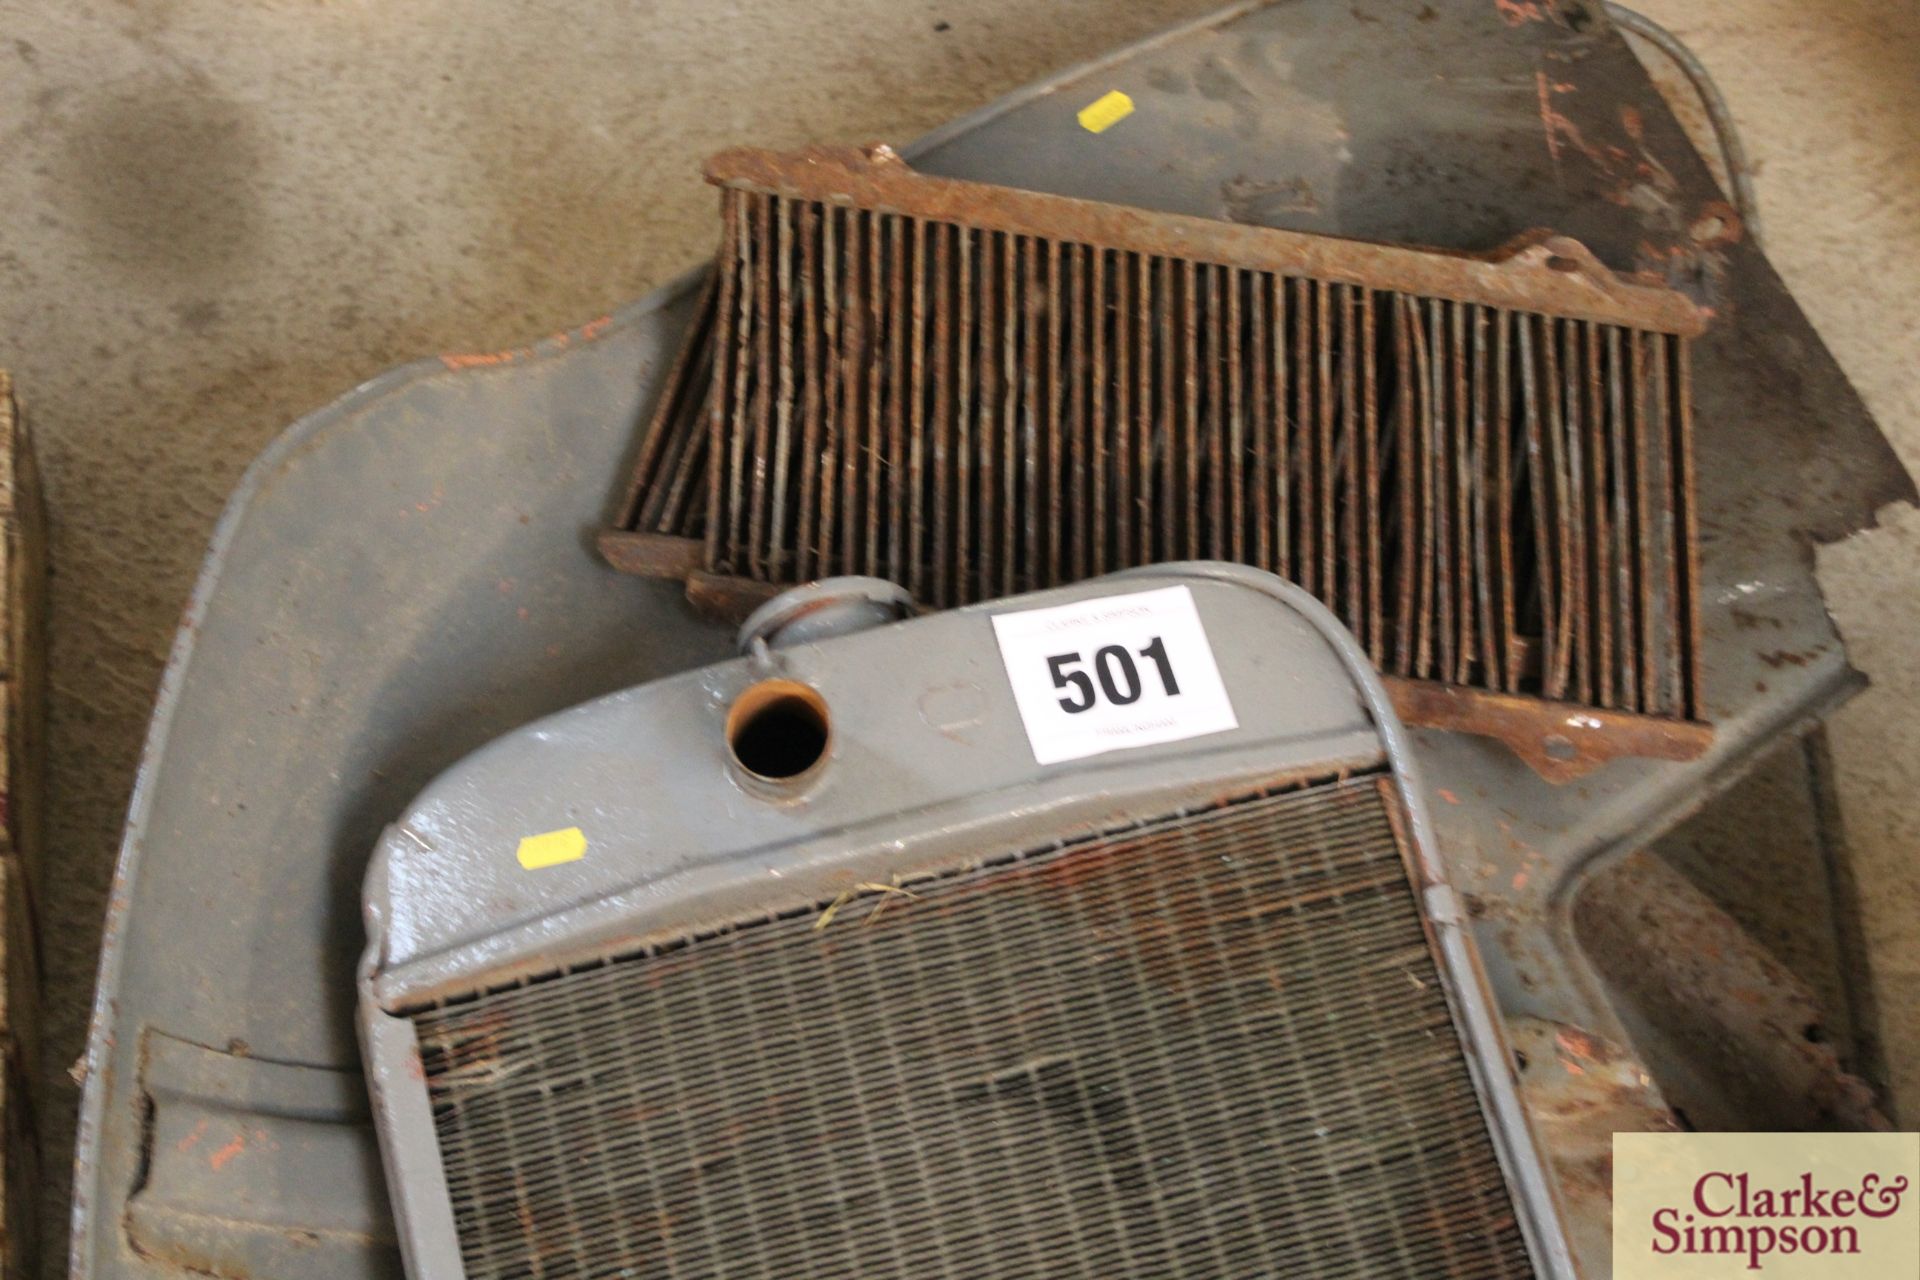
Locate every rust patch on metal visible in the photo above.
<box><xmin>595</xmin><ymin>531</ymin><xmax>705</xmax><ymax>579</ymax></box>
<box><xmin>1385</xmin><ymin>677</ymin><xmax>1711</xmax><ymax>782</ymax></box>
<box><xmin>1574</xmin><ymin>851</ymin><xmax>1888</xmax><ymax>1133</ymax></box>
<box><xmin>707</xmin><ymin>146</ymin><xmax>1706</xmax><ymax>333</ymax></box>
<box><xmin>684</xmin><ymin>570</ymin><xmax>782</xmax><ymax>623</ymax></box>
<box><xmin>440</xmin><ymin>315</ymin><xmax>619</xmax><ymax>373</ymax></box>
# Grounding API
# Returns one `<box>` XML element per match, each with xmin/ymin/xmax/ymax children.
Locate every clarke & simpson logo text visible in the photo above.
<box><xmin>1649</xmin><ymin>1170</ymin><xmax>1909</xmax><ymax>1270</ymax></box>
<box><xmin>1615</xmin><ymin>1133</ymin><xmax>1920</xmax><ymax>1278</ymax></box>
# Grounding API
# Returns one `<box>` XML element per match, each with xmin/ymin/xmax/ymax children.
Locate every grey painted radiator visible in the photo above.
<box><xmin>359</xmin><ymin>565</ymin><xmax>1574</xmax><ymax>1280</ymax></box>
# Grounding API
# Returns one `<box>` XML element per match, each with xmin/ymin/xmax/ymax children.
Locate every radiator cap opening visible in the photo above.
<box><xmin>727</xmin><ymin>678</ymin><xmax>831</xmax><ymax>788</ymax></box>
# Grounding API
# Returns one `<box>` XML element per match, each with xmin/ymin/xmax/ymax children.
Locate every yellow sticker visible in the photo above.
<box><xmin>1077</xmin><ymin>89</ymin><xmax>1134</xmax><ymax>134</ymax></box>
<box><xmin>515</xmin><ymin>827</ymin><xmax>587</xmax><ymax>870</ymax></box>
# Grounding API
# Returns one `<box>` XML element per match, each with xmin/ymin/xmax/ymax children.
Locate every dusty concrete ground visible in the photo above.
<box><xmin>0</xmin><ymin>0</ymin><xmax>1914</xmax><ymax>1270</ymax></box>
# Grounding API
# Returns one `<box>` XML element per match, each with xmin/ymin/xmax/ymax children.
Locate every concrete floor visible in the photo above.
<box><xmin>0</xmin><ymin>0</ymin><xmax>1915</xmax><ymax>1268</ymax></box>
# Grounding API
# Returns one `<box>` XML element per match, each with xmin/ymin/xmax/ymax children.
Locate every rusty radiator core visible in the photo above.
<box><xmin>412</xmin><ymin>775</ymin><xmax>1536</xmax><ymax>1280</ymax></box>
<box><xmin>603</xmin><ymin>146</ymin><xmax>1712</xmax><ymax>778</ymax></box>
<box><xmin>612</xmin><ymin>285</ymin><xmax>716</xmax><ymax>570</ymax></box>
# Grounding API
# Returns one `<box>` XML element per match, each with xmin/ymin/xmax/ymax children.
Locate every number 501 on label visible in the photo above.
<box><xmin>990</xmin><ymin>585</ymin><xmax>1239</xmax><ymax>765</ymax></box>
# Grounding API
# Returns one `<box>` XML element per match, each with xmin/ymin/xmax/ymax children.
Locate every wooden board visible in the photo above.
<box><xmin>0</xmin><ymin>373</ymin><xmax>45</xmax><ymax>1280</ymax></box>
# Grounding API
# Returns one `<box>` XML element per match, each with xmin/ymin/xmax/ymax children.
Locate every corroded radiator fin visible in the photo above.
<box><xmin>601</xmin><ymin>146</ymin><xmax>1711</xmax><ymax>778</ymax></box>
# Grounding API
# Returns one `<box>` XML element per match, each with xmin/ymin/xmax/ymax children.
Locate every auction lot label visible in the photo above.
<box><xmin>1615</xmin><ymin>1132</ymin><xmax>1918</xmax><ymax>1278</ymax></box>
<box><xmin>991</xmin><ymin>585</ymin><xmax>1237</xmax><ymax>765</ymax></box>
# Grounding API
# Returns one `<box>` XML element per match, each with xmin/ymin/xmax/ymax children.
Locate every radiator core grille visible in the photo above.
<box><xmin>412</xmin><ymin>776</ymin><xmax>1535</xmax><ymax>1280</ymax></box>
<box><xmin>604</xmin><ymin>148</ymin><xmax>1710</xmax><ymax>772</ymax></box>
